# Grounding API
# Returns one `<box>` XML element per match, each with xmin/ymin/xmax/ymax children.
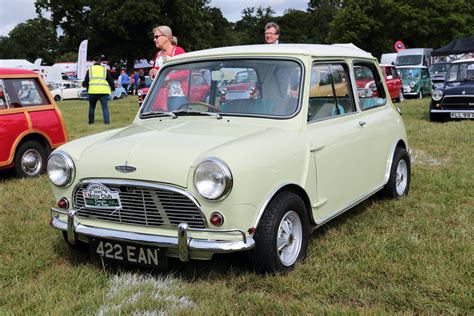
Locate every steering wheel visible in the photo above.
<box><xmin>177</xmin><ymin>101</ymin><xmax>220</xmax><ymax>112</ymax></box>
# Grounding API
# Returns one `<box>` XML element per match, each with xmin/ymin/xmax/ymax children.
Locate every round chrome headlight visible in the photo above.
<box><xmin>194</xmin><ymin>158</ymin><xmax>232</xmax><ymax>200</ymax></box>
<box><xmin>432</xmin><ymin>89</ymin><xmax>443</xmax><ymax>101</ymax></box>
<box><xmin>409</xmin><ymin>81</ymin><xmax>416</xmax><ymax>88</ymax></box>
<box><xmin>47</xmin><ymin>151</ymin><xmax>75</xmax><ymax>187</ymax></box>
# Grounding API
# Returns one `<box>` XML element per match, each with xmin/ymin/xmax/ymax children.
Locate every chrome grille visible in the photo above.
<box><xmin>73</xmin><ymin>181</ymin><xmax>205</xmax><ymax>228</ymax></box>
<box><xmin>441</xmin><ymin>95</ymin><xmax>474</xmax><ymax>109</ymax></box>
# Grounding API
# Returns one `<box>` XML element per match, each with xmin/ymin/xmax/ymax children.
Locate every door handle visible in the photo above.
<box><xmin>359</xmin><ymin>121</ymin><xmax>367</xmax><ymax>127</ymax></box>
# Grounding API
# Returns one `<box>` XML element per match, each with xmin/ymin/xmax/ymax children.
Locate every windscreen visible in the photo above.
<box><xmin>445</xmin><ymin>61</ymin><xmax>474</xmax><ymax>82</ymax></box>
<box><xmin>396</xmin><ymin>55</ymin><xmax>422</xmax><ymax>66</ymax></box>
<box><xmin>141</xmin><ymin>59</ymin><xmax>303</xmax><ymax>117</ymax></box>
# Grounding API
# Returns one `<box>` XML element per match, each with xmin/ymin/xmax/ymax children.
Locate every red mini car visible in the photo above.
<box><xmin>354</xmin><ymin>64</ymin><xmax>403</xmax><ymax>103</ymax></box>
<box><xmin>380</xmin><ymin>64</ymin><xmax>403</xmax><ymax>102</ymax></box>
<box><xmin>0</xmin><ymin>68</ymin><xmax>68</xmax><ymax>177</ymax></box>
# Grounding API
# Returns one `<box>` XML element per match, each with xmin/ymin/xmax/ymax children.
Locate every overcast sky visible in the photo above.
<box><xmin>0</xmin><ymin>0</ymin><xmax>309</xmax><ymax>37</ymax></box>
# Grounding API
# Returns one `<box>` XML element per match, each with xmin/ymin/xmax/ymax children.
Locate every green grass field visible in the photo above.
<box><xmin>1</xmin><ymin>97</ymin><xmax>472</xmax><ymax>314</ymax></box>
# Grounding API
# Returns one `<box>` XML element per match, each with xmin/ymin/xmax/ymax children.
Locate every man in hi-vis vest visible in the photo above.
<box><xmin>82</xmin><ymin>55</ymin><xmax>115</xmax><ymax>124</ymax></box>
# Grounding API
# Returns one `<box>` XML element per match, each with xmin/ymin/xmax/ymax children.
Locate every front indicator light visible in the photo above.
<box><xmin>57</xmin><ymin>197</ymin><xmax>69</xmax><ymax>209</ymax></box>
<box><xmin>210</xmin><ymin>212</ymin><xmax>224</xmax><ymax>226</ymax></box>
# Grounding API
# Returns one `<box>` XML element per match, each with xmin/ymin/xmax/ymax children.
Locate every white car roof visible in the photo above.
<box><xmin>451</xmin><ymin>58</ymin><xmax>474</xmax><ymax>64</ymax></box>
<box><xmin>172</xmin><ymin>44</ymin><xmax>375</xmax><ymax>61</ymax></box>
<box><xmin>396</xmin><ymin>65</ymin><xmax>429</xmax><ymax>69</ymax></box>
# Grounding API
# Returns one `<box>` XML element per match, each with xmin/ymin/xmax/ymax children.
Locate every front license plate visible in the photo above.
<box><xmin>91</xmin><ymin>239</ymin><xmax>167</xmax><ymax>269</ymax></box>
<box><xmin>450</xmin><ymin>112</ymin><xmax>474</xmax><ymax>118</ymax></box>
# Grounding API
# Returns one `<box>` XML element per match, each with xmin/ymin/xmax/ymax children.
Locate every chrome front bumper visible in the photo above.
<box><xmin>50</xmin><ymin>208</ymin><xmax>255</xmax><ymax>262</ymax></box>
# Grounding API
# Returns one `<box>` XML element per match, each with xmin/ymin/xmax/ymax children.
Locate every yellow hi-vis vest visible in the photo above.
<box><xmin>88</xmin><ymin>65</ymin><xmax>111</xmax><ymax>94</ymax></box>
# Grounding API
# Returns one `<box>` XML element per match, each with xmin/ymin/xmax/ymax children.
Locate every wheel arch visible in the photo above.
<box><xmin>383</xmin><ymin>139</ymin><xmax>408</xmax><ymax>185</ymax></box>
<box><xmin>255</xmin><ymin>183</ymin><xmax>316</xmax><ymax>229</ymax></box>
<box><xmin>1</xmin><ymin>131</ymin><xmax>53</xmax><ymax>168</ymax></box>
<box><xmin>15</xmin><ymin>132</ymin><xmax>52</xmax><ymax>158</ymax></box>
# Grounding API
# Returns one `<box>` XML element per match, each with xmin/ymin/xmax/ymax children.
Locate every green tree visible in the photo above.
<box><xmin>34</xmin><ymin>0</ymin><xmax>230</xmax><ymax>69</ymax></box>
<box><xmin>278</xmin><ymin>9</ymin><xmax>312</xmax><ymax>43</ymax></box>
<box><xmin>0</xmin><ymin>18</ymin><xmax>58</xmax><ymax>64</ymax></box>
<box><xmin>234</xmin><ymin>6</ymin><xmax>276</xmax><ymax>44</ymax></box>
<box><xmin>327</xmin><ymin>0</ymin><xmax>474</xmax><ymax>58</ymax></box>
<box><xmin>307</xmin><ymin>0</ymin><xmax>342</xmax><ymax>43</ymax></box>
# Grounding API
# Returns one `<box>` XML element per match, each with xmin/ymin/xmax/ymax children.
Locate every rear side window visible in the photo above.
<box><xmin>0</xmin><ymin>80</ymin><xmax>6</xmax><ymax>109</ymax></box>
<box><xmin>1</xmin><ymin>78</ymin><xmax>49</xmax><ymax>108</ymax></box>
<box><xmin>385</xmin><ymin>66</ymin><xmax>398</xmax><ymax>79</ymax></box>
<box><xmin>354</xmin><ymin>62</ymin><xmax>386</xmax><ymax>110</ymax></box>
<box><xmin>307</xmin><ymin>63</ymin><xmax>355</xmax><ymax>122</ymax></box>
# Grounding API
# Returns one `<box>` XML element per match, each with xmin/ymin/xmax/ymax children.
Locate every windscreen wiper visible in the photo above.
<box><xmin>140</xmin><ymin>111</ymin><xmax>177</xmax><ymax>119</ymax></box>
<box><xmin>172</xmin><ymin>109</ymin><xmax>222</xmax><ymax>120</ymax></box>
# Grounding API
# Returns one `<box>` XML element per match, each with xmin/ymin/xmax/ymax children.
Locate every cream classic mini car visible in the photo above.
<box><xmin>48</xmin><ymin>44</ymin><xmax>411</xmax><ymax>273</ymax></box>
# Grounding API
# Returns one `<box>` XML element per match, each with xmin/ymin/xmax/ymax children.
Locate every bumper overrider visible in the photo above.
<box><xmin>50</xmin><ymin>207</ymin><xmax>255</xmax><ymax>262</ymax></box>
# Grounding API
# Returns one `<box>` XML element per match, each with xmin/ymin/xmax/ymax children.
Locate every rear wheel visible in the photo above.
<box><xmin>250</xmin><ymin>191</ymin><xmax>310</xmax><ymax>273</ymax></box>
<box><xmin>13</xmin><ymin>140</ymin><xmax>47</xmax><ymax>178</ymax></box>
<box><xmin>54</xmin><ymin>95</ymin><xmax>61</xmax><ymax>101</ymax></box>
<box><xmin>120</xmin><ymin>92</ymin><xmax>126</xmax><ymax>99</ymax></box>
<box><xmin>381</xmin><ymin>147</ymin><xmax>411</xmax><ymax>198</ymax></box>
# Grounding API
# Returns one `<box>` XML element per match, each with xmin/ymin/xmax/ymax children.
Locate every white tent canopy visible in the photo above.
<box><xmin>134</xmin><ymin>59</ymin><xmax>152</xmax><ymax>69</ymax></box>
<box><xmin>0</xmin><ymin>59</ymin><xmax>34</xmax><ymax>68</ymax></box>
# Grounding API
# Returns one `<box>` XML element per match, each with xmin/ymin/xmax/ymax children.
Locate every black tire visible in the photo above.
<box><xmin>54</xmin><ymin>95</ymin><xmax>61</xmax><ymax>101</ymax></box>
<box><xmin>249</xmin><ymin>191</ymin><xmax>310</xmax><ymax>273</ymax></box>
<box><xmin>120</xmin><ymin>92</ymin><xmax>126</xmax><ymax>99</ymax></box>
<box><xmin>381</xmin><ymin>147</ymin><xmax>411</xmax><ymax>198</ymax></box>
<box><xmin>397</xmin><ymin>89</ymin><xmax>404</xmax><ymax>103</ymax></box>
<box><xmin>13</xmin><ymin>140</ymin><xmax>47</xmax><ymax>178</ymax></box>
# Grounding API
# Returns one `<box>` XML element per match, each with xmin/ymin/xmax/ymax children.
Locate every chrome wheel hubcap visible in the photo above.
<box><xmin>277</xmin><ymin>211</ymin><xmax>302</xmax><ymax>266</ymax></box>
<box><xmin>395</xmin><ymin>159</ymin><xmax>408</xmax><ymax>196</ymax></box>
<box><xmin>21</xmin><ymin>149</ymin><xmax>42</xmax><ymax>176</ymax></box>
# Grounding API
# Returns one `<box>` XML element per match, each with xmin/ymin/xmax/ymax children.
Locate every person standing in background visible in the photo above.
<box><xmin>152</xmin><ymin>25</ymin><xmax>185</xmax><ymax>70</ymax></box>
<box><xmin>132</xmin><ymin>70</ymin><xmax>139</xmax><ymax>95</ymax></box>
<box><xmin>82</xmin><ymin>56</ymin><xmax>115</xmax><ymax>124</ymax></box>
<box><xmin>152</xmin><ymin>25</ymin><xmax>187</xmax><ymax>111</ymax></box>
<box><xmin>118</xmin><ymin>69</ymin><xmax>130</xmax><ymax>90</ymax></box>
<box><xmin>264</xmin><ymin>22</ymin><xmax>280</xmax><ymax>44</ymax></box>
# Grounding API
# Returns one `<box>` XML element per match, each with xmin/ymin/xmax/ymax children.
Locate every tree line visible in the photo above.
<box><xmin>1</xmin><ymin>0</ymin><xmax>473</xmax><ymax>68</ymax></box>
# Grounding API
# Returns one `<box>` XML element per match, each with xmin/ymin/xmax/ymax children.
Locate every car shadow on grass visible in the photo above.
<box><xmin>51</xmin><ymin>196</ymin><xmax>378</xmax><ymax>280</ymax></box>
<box><xmin>0</xmin><ymin>168</ymin><xmax>15</xmax><ymax>181</ymax></box>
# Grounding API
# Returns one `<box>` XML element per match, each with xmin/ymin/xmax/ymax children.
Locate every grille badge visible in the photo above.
<box><xmin>115</xmin><ymin>161</ymin><xmax>136</xmax><ymax>173</ymax></box>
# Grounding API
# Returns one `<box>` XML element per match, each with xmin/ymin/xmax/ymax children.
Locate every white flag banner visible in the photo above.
<box><xmin>77</xmin><ymin>39</ymin><xmax>88</xmax><ymax>80</ymax></box>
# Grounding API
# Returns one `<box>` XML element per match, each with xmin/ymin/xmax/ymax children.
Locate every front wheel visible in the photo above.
<box><xmin>54</xmin><ymin>95</ymin><xmax>61</xmax><ymax>101</ymax></box>
<box><xmin>418</xmin><ymin>90</ymin><xmax>423</xmax><ymax>99</ymax></box>
<box><xmin>250</xmin><ymin>191</ymin><xmax>310</xmax><ymax>273</ymax></box>
<box><xmin>381</xmin><ymin>147</ymin><xmax>411</xmax><ymax>198</ymax></box>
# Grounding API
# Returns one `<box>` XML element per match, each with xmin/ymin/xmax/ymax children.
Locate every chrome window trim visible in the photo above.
<box><xmin>139</xmin><ymin>56</ymin><xmax>306</xmax><ymax>120</ymax></box>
